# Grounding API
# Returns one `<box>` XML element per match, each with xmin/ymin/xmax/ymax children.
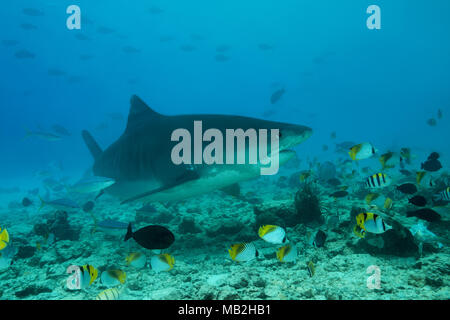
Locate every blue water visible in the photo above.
<box><xmin>1</xmin><ymin>0</ymin><xmax>449</xmax><ymax>182</ymax></box>
<box><xmin>0</xmin><ymin>0</ymin><xmax>449</xmax><ymax>300</ymax></box>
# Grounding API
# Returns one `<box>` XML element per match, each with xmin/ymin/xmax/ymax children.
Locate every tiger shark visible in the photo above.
<box><xmin>82</xmin><ymin>95</ymin><xmax>312</xmax><ymax>204</ymax></box>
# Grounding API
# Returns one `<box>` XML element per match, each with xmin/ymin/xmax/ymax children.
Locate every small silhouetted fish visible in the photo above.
<box><xmin>149</xmin><ymin>6</ymin><xmax>164</xmax><ymax>14</ymax></box>
<box><xmin>98</xmin><ymin>219</ymin><xmax>129</xmax><ymax>229</ymax></box>
<box><xmin>270</xmin><ymin>89</ymin><xmax>285</xmax><ymax>104</ymax></box>
<box><xmin>23</xmin><ymin>8</ymin><xmax>44</xmax><ymax>16</ymax></box>
<box><xmin>180</xmin><ymin>44</ymin><xmax>196</xmax><ymax>52</ymax></box>
<box><xmin>258</xmin><ymin>43</ymin><xmax>273</xmax><ymax>51</ymax></box>
<box><xmin>159</xmin><ymin>35</ymin><xmax>175</xmax><ymax>43</ymax></box>
<box><xmin>25</xmin><ymin>129</ymin><xmax>61</xmax><ymax>141</ymax></box>
<box><xmin>313</xmin><ymin>230</ymin><xmax>327</xmax><ymax>248</ymax></box>
<box><xmin>97</xmin><ymin>26</ymin><xmax>115</xmax><ymax>34</ymax></box>
<box><xmin>428</xmin><ymin>152</ymin><xmax>440</xmax><ymax>161</ymax></box>
<box><xmin>41</xmin><ymin>198</ymin><xmax>80</xmax><ymax>211</ymax></box>
<box><xmin>74</xmin><ymin>33</ymin><xmax>90</xmax><ymax>41</ymax></box>
<box><xmin>122</xmin><ymin>46</ymin><xmax>140</xmax><ymax>54</ymax></box>
<box><xmin>82</xmin><ymin>201</ymin><xmax>95</xmax><ymax>213</ymax></box>
<box><xmin>399</xmin><ymin>169</ymin><xmax>412</xmax><ymax>176</ymax></box>
<box><xmin>406</xmin><ymin>208</ymin><xmax>441</xmax><ymax>222</ymax></box>
<box><xmin>427</xmin><ymin>118</ymin><xmax>437</xmax><ymax>126</ymax></box>
<box><xmin>408</xmin><ymin>195</ymin><xmax>427</xmax><ymax>207</ymax></box>
<box><xmin>322</xmin><ymin>145</ymin><xmax>329</xmax><ymax>151</ymax></box>
<box><xmin>2</xmin><ymin>40</ymin><xmax>19</xmax><ymax>47</ymax></box>
<box><xmin>330</xmin><ymin>132</ymin><xmax>336</xmax><ymax>139</ymax></box>
<box><xmin>330</xmin><ymin>191</ymin><xmax>348</xmax><ymax>198</ymax></box>
<box><xmin>397</xmin><ymin>183</ymin><xmax>417</xmax><ymax>195</ymax></box>
<box><xmin>48</xmin><ymin>68</ymin><xmax>66</xmax><ymax>76</ymax></box>
<box><xmin>216</xmin><ymin>45</ymin><xmax>230</xmax><ymax>53</ymax></box>
<box><xmin>124</xmin><ymin>223</ymin><xmax>175</xmax><ymax>250</ymax></box>
<box><xmin>215</xmin><ymin>54</ymin><xmax>229</xmax><ymax>62</ymax></box>
<box><xmin>437</xmin><ymin>109</ymin><xmax>443</xmax><ymax>119</ymax></box>
<box><xmin>20</xmin><ymin>23</ymin><xmax>38</xmax><ymax>30</ymax></box>
<box><xmin>80</xmin><ymin>54</ymin><xmax>94</xmax><ymax>61</ymax></box>
<box><xmin>421</xmin><ymin>159</ymin><xmax>442</xmax><ymax>172</ymax></box>
<box><xmin>22</xmin><ymin>197</ymin><xmax>32</xmax><ymax>207</ymax></box>
<box><xmin>14</xmin><ymin>49</ymin><xmax>35</xmax><ymax>59</ymax></box>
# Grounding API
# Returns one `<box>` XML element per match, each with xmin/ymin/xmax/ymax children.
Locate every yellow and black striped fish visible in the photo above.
<box><xmin>0</xmin><ymin>227</ymin><xmax>9</xmax><ymax>250</ymax></box>
<box><xmin>433</xmin><ymin>187</ymin><xmax>450</xmax><ymax>202</ymax></box>
<box><xmin>307</xmin><ymin>261</ymin><xmax>315</xmax><ymax>277</ymax></box>
<box><xmin>96</xmin><ymin>287</ymin><xmax>120</xmax><ymax>300</ymax></box>
<box><xmin>365</xmin><ymin>173</ymin><xmax>391</xmax><ymax>189</ymax></box>
<box><xmin>80</xmin><ymin>264</ymin><xmax>98</xmax><ymax>288</ymax></box>
<box><xmin>228</xmin><ymin>242</ymin><xmax>258</xmax><ymax>262</ymax></box>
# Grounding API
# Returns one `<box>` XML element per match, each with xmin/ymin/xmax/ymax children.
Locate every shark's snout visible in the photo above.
<box><xmin>279</xmin><ymin>124</ymin><xmax>313</xmax><ymax>150</ymax></box>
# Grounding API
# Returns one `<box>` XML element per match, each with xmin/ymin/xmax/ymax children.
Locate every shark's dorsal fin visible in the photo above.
<box><xmin>126</xmin><ymin>95</ymin><xmax>162</xmax><ymax>131</ymax></box>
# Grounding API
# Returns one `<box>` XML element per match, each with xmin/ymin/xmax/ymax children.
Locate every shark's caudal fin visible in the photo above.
<box><xmin>82</xmin><ymin>130</ymin><xmax>103</xmax><ymax>161</ymax></box>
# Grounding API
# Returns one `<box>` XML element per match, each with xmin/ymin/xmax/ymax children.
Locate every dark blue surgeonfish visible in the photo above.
<box><xmin>124</xmin><ymin>223</ymin><xmax>174</xmax><ymax>250</ymax></box>
<box><xmin>22</xmin><ymin>197</ymin><xmax>32</xmax><ymax>207</ymax></box>
<box><xmin>408</xmin><ymin>195</ymin><xmax>427</xmax><ymax>207</ymax></box>
<box><xmin>406</xmin><ymin>208</ymin><xmax>441</xmax><ymax>222</ymax></box>
<box><xmin>396</xmin><ymin>183</ymin><xmax>417</xmax><ymax>195</ymax></box>
<box><xmin>421</xmin><ymin>152</ymin><xmax>442</xmax><ymax>172</ymax></box>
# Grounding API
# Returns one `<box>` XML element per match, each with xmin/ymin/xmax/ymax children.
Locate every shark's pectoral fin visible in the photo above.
<box><xmin>120</xmin><ymin>170</ymin><xmax>200</xmax><ymax>205</ymax></box>
<box><xmin>94</xmin><ymin>189</ymin><xmax>105</xmax><ymax>201</ymax></box>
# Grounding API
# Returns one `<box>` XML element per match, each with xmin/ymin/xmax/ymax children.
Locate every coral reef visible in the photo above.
<box><xmin>294</xmin><ymin>183</ymin><xmax>324</xmax><ymax>225</ymax></box>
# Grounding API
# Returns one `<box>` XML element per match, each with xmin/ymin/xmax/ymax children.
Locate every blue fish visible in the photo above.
<box><xmin>97</xmin><ymin>219</ymin><xmax>129</xmax><ymax>230</ymax></box>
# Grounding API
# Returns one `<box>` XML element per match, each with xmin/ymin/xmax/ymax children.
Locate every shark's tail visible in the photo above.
<box><xmin>82</xmin><ymin>130</ymin><xmax>103</xmax><ymax>161</ymax></box>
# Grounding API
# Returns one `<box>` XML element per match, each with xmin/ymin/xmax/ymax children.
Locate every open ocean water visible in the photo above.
<box><xmin>0</xmin><ymin>0</ymin><xmax>449</xmax><ymax>301</ymax></box>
